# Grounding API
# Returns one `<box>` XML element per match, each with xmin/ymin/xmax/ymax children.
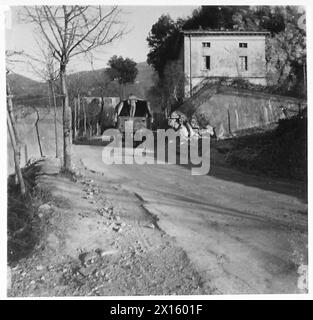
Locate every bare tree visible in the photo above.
<box><xmin>23</xmin><ymin>5</ymin><xmax>124</xmax><ymax>169</ymax></box>
<box><xmin>27</xmin><ymin>41</ymin><xmax>60</xmax><ymax>158</ymax></box>
<box><xmin>89</xmin><ymin>59</ymin><xmax>115</xmax><ymax>135</ymax></box>
<box><xmin>67</xmin><ymin>72</ymin><xmax>87</xmax><ymax>137</ymax></box>
<box><xmin>6</xmin><ymin>50</ymin><xmax>26</xmax><ymax>195</ymax></box>
<box><xmin>30</xmin><ymin>106</ymin><xmax>44</xmax><ymax>157</ymax></box>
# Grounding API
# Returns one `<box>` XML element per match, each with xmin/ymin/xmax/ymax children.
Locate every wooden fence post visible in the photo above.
<box><xmin>7</xmin><ymin>111</ymin><xmax>26</xmax><ymax>195</ymax></box>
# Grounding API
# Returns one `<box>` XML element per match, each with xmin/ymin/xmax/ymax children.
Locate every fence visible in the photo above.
<box><xmin>7</xmin><ymin>94</ymin><xmax>120</xmax><ymax>174</ymax></box>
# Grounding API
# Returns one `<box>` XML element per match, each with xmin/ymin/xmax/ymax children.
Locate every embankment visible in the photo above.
<box><xmin>179</xmin><ymin>84</ymin><xmax>306</xmax><ymax>138</ymax></box>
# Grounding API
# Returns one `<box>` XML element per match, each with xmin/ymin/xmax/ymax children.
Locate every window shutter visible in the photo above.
<box><xmin>201</xmin><ymin>56</ymin><xmax>206</xmax><ymax>70</ymax></box>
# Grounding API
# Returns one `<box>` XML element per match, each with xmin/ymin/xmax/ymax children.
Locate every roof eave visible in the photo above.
<box><xmin>182</xmin><ymin>30</ymin><xmax>270</xmax><ymax>36</ymax></box>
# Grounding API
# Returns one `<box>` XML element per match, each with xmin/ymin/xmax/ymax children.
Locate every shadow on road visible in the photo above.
<box><xmin>208</xmin><ymin>164</ymin><xmax>307</xmax><ymax>202</ymax></box>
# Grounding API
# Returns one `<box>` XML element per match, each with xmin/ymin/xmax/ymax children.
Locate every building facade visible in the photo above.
<box><xmin>183</xmin><ymin>30</ymin><xmax>269</xmax><ymax>97</ymax></box>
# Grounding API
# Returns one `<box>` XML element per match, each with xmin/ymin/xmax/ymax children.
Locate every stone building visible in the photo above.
<box><xmin>183</xmin><ymin>30</ymin><xmax>269</xmax><ymax>97</ymax></box>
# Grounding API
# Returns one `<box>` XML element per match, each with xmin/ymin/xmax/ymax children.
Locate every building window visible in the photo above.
<box><xmin>202</xmin><ymin>42</ymin><xmax>210</xmax><ymax>47</ymax></box>
<box><xmin>239</xmin><ymin>42</ymin><xmax>248</xmax><ymax>48</ymax></box>
<box><xmin>239</xmin><ymin>56</ymin><xmax>248</xmax><ymax>71</ymax></box>
<box><xmin>203</xmin><ymin>56</ymin><xmax>210</xmax><ymax>70</ymax></box>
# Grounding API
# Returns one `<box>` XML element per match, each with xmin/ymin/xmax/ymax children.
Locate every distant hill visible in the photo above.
<box><xmin>66</xmin><ymin>61</ymin><xmax>157</xmax><ymax>99</ymax></box>
<box><xmin>7</xmin><ymin>73</ymin><xmax>45</xmax><ymax>96</ymax></box>
<box><xmin>8</xmin><ymin>61</ymin><xmax>157</xmax><ymax>102</ymax></box>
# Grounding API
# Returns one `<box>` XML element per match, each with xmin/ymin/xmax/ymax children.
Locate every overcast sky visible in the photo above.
<box><xmin>5</xmin><ymin>5</ymin><xmax>197</xmax><ymax>80</ymax></box>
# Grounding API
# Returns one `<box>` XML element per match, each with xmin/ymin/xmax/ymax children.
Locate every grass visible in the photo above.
<box><xmin>7</xmin><ymin>160</ymin><xmax>53</xmax><ymax>264</ymax></box>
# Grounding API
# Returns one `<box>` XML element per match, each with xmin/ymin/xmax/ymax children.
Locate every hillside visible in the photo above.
<box><xmin>7</xmin><ymin>62</ymin><xmax>157</xmax><ymax>101</ymax></box>
<box><xmin>7</xmin><ymin>73</ymin><xmax>45</xmax><ymax>96</ymax></box>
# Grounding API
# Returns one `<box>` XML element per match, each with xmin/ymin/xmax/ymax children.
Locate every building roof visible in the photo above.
<box><xmin>183</xmin><ymin>30</ymin><xmax>270</xmax><ymax>36</ymax></box>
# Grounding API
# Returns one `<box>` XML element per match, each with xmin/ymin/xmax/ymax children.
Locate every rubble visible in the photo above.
<box><xmin>38</xmin><ymin>203</ymin><xmax>53</xmax><ymax>216</ymax></box>
<box><xmin>168</xmin><ymin>111</ymin><xmax>215</xmax><ymax>140</ymax></box>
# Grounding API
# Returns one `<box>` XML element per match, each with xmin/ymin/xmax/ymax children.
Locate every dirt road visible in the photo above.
<box><xmin>74</xmin><ymin>144</ymin><xmax>308</xmax><ymax>294</ymax></box>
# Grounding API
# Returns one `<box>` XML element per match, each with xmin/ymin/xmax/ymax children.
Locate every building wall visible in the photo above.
<box><xmin>184</xmin><ymin>34</ymin><xmax>267</xmax><ymax>96</ymax></box>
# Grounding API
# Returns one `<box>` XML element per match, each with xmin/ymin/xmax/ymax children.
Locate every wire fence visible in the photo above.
<box><xmin>8</xmin><ymin>94</ymin><xmax>118</xmax><ymax>170</ymax></box>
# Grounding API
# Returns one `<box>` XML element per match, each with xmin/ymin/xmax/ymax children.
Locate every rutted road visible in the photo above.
<box><xmin>73</xmin><ymin>144</ymin><xmax>307</xmax><ymax>294</ymax></box>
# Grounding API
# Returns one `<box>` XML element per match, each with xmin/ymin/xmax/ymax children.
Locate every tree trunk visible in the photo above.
<box><xmin>7</xmin><ymin>111</ymin><xmax>26</xmax><ymax>196</ymax></box>
<box><xmin>77</xmin><ymin>95</ymin><xmax>81</xmax><ymax>130</ymax></box>
<box><xmin>98</xmin><ymin>96</ymin><xmax>104</xmax><ymax>135</ymax></box>
<box><xmin>82</xmin><ymin>97</ymin><xmax>87</xmax><ymax>137</ymax></box>
<box><xmin>7</xmin><ymin>83</ymin><xmax>21</xmax><ymax>166</ymax></box>
<box><xmin>33</xmin><ymin>107</ymin><xmax>43</xmax><ymax>157</ymax></box>
<box><xmin>120</xmin><ymin>83</ymin><xmax>125</xmax><ymax>100</ymax></box>
<box><xmin>227</xmin><ymin>108</ymin><xmax>232</xmax><ymax>135</ymax></box>
<box><xmin>60</xmin><ymin>63</ymin><xmax>72</xmax><ymax>170</ymax></box>
<box><xmin>49</xmin><ymin>81</ymin><xmax>59</xmax><ymax>158</ymax></box>
<box><xmin>24</xmin><ymin>144</ymin><xmax>28</xmax><ymax>164</ymax></box>
<box><xmin>73</xmin><ymin>98</ymin><xmax>77</xmax><ymax>139</ymax></box>
<box><xmin>96</xmin><ymin>123</ymin><xmax>100</xmax><ymax>136</ymax></box>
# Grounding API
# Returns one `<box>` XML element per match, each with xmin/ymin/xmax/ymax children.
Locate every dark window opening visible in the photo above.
<box><xmin>204</xmin><ymin>56</ymin><xmax>210</xmax><ymax>70</ymax></box>
<box><xmin>119</xmin><ymin>101</ymin><xmax>131</xmax><ymax>116</ymax></box>
<box><xmin>202</xmin><ymin>42</ymin><xmax>210</xmax><ymax>47</ymax></box>
<box><xmin>134</xmin><ymin>101</ymin><xmax>150</xmax><ymax>117</ymax></box>
<box><xmin>239</xmin><ymin>42</ymin><xmax>248</xmax><ymax>48</ymax></box>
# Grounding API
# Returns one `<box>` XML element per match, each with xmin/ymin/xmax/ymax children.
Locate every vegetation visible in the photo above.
<box><xmin>7</xmin><ymin>160</ymin><xmax>49</xmax><ymax>263</ymax></box>
<box><xmin>107</xmin><ymin>55</ymin><xmax>138</xmax><ymax>99</ymax></box>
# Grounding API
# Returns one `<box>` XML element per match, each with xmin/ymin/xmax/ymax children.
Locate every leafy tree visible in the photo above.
<box><xmin>232</xmin><ymin>6</ymin><xmax>285</xmax><ymax>33</ymax></box>
<box><xmin>182</xmin><ymin>6</ymin><xmax>239</xmax><ymax>30</ymax></box>
<box><xmin>107</xmin><ymin>55</ymin><xmax>138</xmax><ymax>99</ymax></box>
<box><xmin>147</xmin><ymin>14</ymin><xmax>182</xmax><ymax>78</ymax></box>
<box><xmin>265</xmin><ymin>6</ymin><xmax>306</xmax><ymax>96</ymax></box>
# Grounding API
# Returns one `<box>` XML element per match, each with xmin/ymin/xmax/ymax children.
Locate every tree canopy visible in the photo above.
<box><xmin>107</xmin><ymin>55</ymin><xmax>138</xmax><ymax>86</ymax></box>
<box><xmin>146</xmin><ymin>14</ymin><xmax>182</xmax><ymax>78</ymax></box>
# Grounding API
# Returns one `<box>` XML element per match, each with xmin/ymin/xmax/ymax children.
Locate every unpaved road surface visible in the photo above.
<box><xmin>74</xmin><ymin>144</ymin><xmax>307</xmax><ymax>294</ymax></box>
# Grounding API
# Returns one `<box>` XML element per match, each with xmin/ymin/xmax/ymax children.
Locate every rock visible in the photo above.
<box><xmin>36</xmin><ymin>265</ymin><xmax>44</xmax><ymax>271</ymax></box>
<box><xmin>79</xmin><ymin>266</ymin><xmax>97</xmax><ymax>277</ymax></box>
<box><xmin>99</xmin><ymin>249</ymin><xmax>118</xmax><ymax>257</ymax></box>
<box><xmin>144</xmin><ymin>223</ymin><xmax>155</xmax><ymax>229</ymax></box>
<box><xmin>47</xmin><ymin>233</ymin><xmax>60</xmax><ymax>250</ymax></box>
<box><xmin>112</xmin><ymin>226</ymin><xmax>120</xmax><ymax>232</ymax></box>
<box><xmin>79</xmin><ymin>251</ymin><xmax>99</xmax><ymax>266</ymax></box>
<box><xmin>38</xmin><ymin>203</ymin><xmax>53</xmax><ymax>216</ymax></box>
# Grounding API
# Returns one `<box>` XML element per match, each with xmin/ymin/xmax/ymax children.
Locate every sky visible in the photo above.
<box><xmin>5</xmin><ymin>5</ymin><xmax>197</xmax><ymax>80</ymax></box>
